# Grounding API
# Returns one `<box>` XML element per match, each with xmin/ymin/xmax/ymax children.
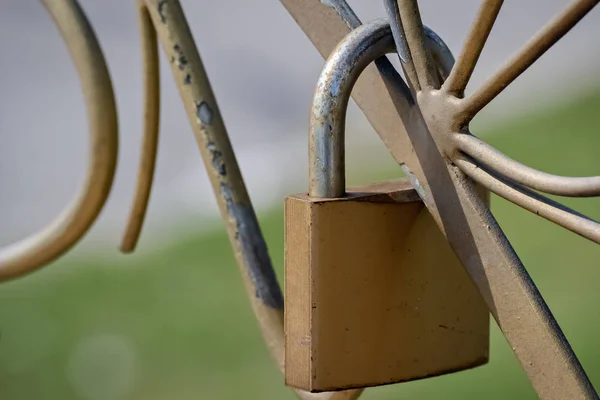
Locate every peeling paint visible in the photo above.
<box><xmin>173</xmin><ymin>44</ymin><xmax>188</xmax><ymax>70</ymax></box>
<box><xmin>219</xmin><ymin>183</ymin><xmax>284</xmax><ymax>309</ymax></box>
<box><xmin>157</xmin><ymin>1</ymin><xmax>168</xmax><ymax>24</ymax></box>
<box><xmin>401</xmin><ymin>164</ymin><xmax>427</xmax><ymax>202</ymax></box>
<box><xmin>195</xmin><ymin>101</ymin><xmax>213</xmax><ymax>125</ymax></box>
<box><xmin>207</xmin><ymin>142</ymin><xmax>226</xmax><ymax>176</ymax></box>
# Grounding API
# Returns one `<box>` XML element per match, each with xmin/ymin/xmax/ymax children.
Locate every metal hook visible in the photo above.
<box><xmin>0</xmin><ymin>0</ymin><xmax>118</xmax><ymax>282</ymax></box>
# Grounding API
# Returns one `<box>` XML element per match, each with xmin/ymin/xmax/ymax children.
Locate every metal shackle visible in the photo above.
<box><xmin>308</xmin><ymin>18</ymin><xmax>454</xmax><ymax>198</ymax></box>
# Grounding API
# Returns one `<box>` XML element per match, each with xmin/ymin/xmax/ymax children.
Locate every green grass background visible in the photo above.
<box><xmin>1</xmin><ymin>89</ymin><xmax>600</xmax><ymax>399</ymax></box>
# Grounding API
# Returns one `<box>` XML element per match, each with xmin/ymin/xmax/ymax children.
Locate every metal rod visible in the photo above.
<box><xmin>142</xmin><ymin>2</ymin><xmax>359</xmax><ymax>399</ymax></box>
<box><xmin>442</xmin><ymin>0</ymin><xmax>504</xmax><ymax>96</ymax></box>
<box><xmin>383</xmin><ymin>0</ymin><xmax>420</xmax><ymax>91</ymax></box>
<box><xmin>121</xmin><ymin>0</ymin><xmax>161</xmax><ymax>253</ymax></box>
<box><xmin>452</xmin><ymin>133</ymin><xmax>600</xmax><ymax>197</ymax></box>
<box><xmin>455</xmin><ymin>154</ymin><xmax>600</xmax><ymax>244</ymax></box>
<box><xmin>396</xmin><ymin>0</ymin><xmax>438</xmax><ymax>89</ymax></box>
<box><xmin>0</xmin><ymin>0</ymin><xmax>118</xmax><ymax>281</ymax></box>
<box><xmin>459</xmin><ymin>0</ymin><xmax>599</xmax><ymax>121</ymax></box>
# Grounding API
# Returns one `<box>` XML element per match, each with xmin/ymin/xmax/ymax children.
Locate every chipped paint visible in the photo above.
<box><xmin>207</xmin><ymin>142</ymin><xmax>226</xmax><ymax>176</ymax></box>
<box><xmin>219</xmin><ymin>183</ymin><xmax>284</xmax><ymax>309</ymax></box>
<box><xmin>195</xmin><ymin>101</ymin><xmax>213</xmax><ymax>125</ymax></box>
<box><xmin>157</xmin><ymin>1</ymin><xmax>167</xmax><ymax>24</ymax></box>
<box><xmin>401</xmin><ymin>164</ymin><xmax>427</xmax><ymax>202</ymax></box>
<box><xmin>172</xmin><ymin>44</ymin><xmax>188</xmax><ymax>70</ymax></box>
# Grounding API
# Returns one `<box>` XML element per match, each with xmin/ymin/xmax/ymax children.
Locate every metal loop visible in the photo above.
<box><xmin>308</xmin><ymin>18</ymin><xmax>450</xmax><ymax>198</ymax></box>
<box><xmin>0</xmin><ymin>0</ymin><xmax>118</xmax><ymax>282</ymax></box>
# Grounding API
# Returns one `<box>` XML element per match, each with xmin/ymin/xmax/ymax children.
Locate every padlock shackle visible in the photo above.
<box><xmin>308</xmin><ymin>19</ymin><xmax>453</xmax><ymax>198</ymax></box>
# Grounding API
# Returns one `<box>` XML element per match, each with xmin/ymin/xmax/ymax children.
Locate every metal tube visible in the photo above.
<box><xmin>121</xmin><ymin>0</ymin><xmax>161</xmax><ymax>253</ymax></box>
<box><xmin>396</xmin><ymin>0</ymin><xmax>438</xmax><ymax>89</ymax></box>
<box><xmin>442</xmin><ymin>0</ymin><xmax>504</xmax><ymax>96</ymax></box>
<box><xmin>459</xmin><ymin>0</ymin><xmax>599</xmax><ymax>121</ymax></box>
<box><xmin>455</xmin><ymin>154</ymin><xmax>600</xmax><ymax>244</ymax></box>
<box><xmin>383</xmin><ymin>0</ymin><xmax>420</xmax><ymax>91</ymax></box>
<box><xmin>452</xmin><ymin>133</ymin><xmax>600</xmax><ymax>197</ymax></box>
<box><xmin>0</xmin><ymin>0</ymin><xmax>118</xmax><ymax>281</ymax></box>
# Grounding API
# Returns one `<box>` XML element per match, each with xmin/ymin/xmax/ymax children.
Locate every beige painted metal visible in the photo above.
<box><xmin>0</xmin><ymin>0</ymin><xmax>118</xmax><ymax>282</ymax></box>
<box><xmin>280</xmin><ymin>1</ymin><xmax>599</xmax><ymax>399</ymax></box>
<box><xmin>285</xmin><ymin>179</ymin><xmax>489</xmax><ymax>392</ymax></box>
<box><xmin>2</xmin><ymin>1</ymin><xmax>599</xmax><ymax>400</ymax></box>
<box><xmin>123</xmin><ymin>2</ymin><xmax>360</xmax><ymax>400</ymax></box>
<box><xmin>120</xmin><ymin>0</ymin><xmax>161</xmax><ymax>253</ymax></box>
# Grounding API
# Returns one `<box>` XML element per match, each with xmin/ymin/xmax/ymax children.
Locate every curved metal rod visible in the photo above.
<box><xmin>454</xmin><ymin>154</ymin><xmax>600</xmax><ymax>244</ymax></box>
<box><xmin>384</xmin><ymin>0</ymin><xmax>454</xmax><ymax>91</ymax></box>
<box><xmin>396</xmin><ymin>0</ymin><xmax>437</xmax><ymax>89</ymax></box>
<box><xmin>309</xmin><ymin>18</ymin><xmax>448</xmax><ymax>198</ymax></box>
<box><xmin>383</xmin><ymin>0</ymin><xmax>419</xmax><ymax>90</ymax></box>
<box><xmin>140</xmin><ymin>1</ymin><xmax>360</xmax><ymax>399</ymax></box>
<box><xmin>0</xmin><ymin>0</ymin><xmax>118</xmax><ymax>282</ymax></box>
<box><xmin>120</xmin><ymin>0</ymin><xmax>161</xmax><ymax>253</ymax></box>
<box><xmin>424</xmin><ymin>27</ymin><xmax>455</xmax><ymax>82</ymax></box>
<box><xmin>452</xmin><ymin>133</ymin><xmax>600</xmax><ymax>197</ymax></box>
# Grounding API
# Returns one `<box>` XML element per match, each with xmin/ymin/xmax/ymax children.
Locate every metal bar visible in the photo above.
<box><xmin>452</xmin><ymin>133</ymin><xmax>600</xmax><ymax>197</ymax></box>
<box><xmin>396</xmin><ymin>0</ymin><xmax>438</xmax><ymax>88</ymax></box>
<box><xmin>383</xmin><ymin>0</ymin><xmax>420</xmax><ymax>91</ymax></box>
<box><xmin>0</xmin><ymin>0</ymin><xmax>118</xmax><ymax>281</ymax></box>
<box><xmin>442</xmin><ymin>0</ymin><xmax>503</xmax><ymax>96</ymax></box>
<box><xmin>121</xmin><ymin>0</ymin><xmax>161</xmax><ymax>253</ymax></box>
<box><xmin>459</xmin><ymin>0</ymin><xmax>599</xmax><ymax>121</ymax></box>
<box><xmin>281</xmin><ymin>14</ymin><xmax>598</xmax><ymax>398</ymax></box>
<box><xmin>455</xmin><ymin>154</ymin><xmax>600</xmax><ymax>244</ymax></box>
<box><xmin>142</xmin><ymin>2</ymin><xmax>360</xmax><ymax>399</ymax></box>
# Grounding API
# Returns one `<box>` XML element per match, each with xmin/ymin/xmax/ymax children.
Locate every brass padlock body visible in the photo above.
<box><xmin>284</xmin><ymin>180</ymin><xmax>490</xmax><ymax>392</ymax></box>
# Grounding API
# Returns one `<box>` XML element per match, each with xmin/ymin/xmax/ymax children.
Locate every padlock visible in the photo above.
<box><xmin>283</xmin><ymin>28</ymin><xmax>490</xmax><ymax>393</ymax></box>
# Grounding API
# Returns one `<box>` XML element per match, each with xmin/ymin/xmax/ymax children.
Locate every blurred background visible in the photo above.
<box><xmin>0</xmin><ymin>0</ymin><xmax>599</xmax><ymax>399</ymax></box>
